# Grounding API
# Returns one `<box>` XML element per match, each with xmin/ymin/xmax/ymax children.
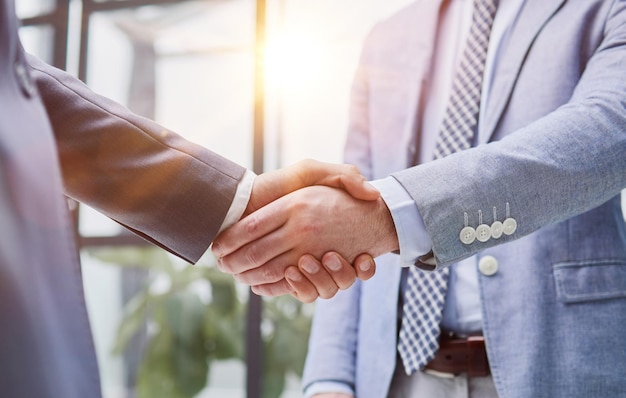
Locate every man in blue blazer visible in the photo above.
<box><xmin>302</xmin><ymin>0</ymin><xmax>626</xmax><ymax>396</ymax></box>
<box><xmin>0</xmin><ymin>0</ymin><xmax>376</xmax><ymax>396</ymax></box>
<box><xmin>214</xmin><ymin>0</ymin><xmax>626</xmax><ymax>396</ymax></box>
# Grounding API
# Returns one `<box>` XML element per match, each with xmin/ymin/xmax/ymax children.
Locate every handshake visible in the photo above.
<box><xmin>211</xmin><ymin>159</ymin><xmax>399</xmax><ymax>303</ymax></box>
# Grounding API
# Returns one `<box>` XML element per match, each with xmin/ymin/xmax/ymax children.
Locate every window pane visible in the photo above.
<box><xmin>85</xmin><ymin>1</ymin><xmax>255</xmax><ymax>167</ymax></box>
<box><xmin>15</xmin><ymin>0</ymin><xmax>56</xmax><ymax>19</ymax></box>
<box><xmin>19</xmin><ymin>24</ymin><xmax>55</xmax><ymax>64</ymax></box>
<box><xmin>81</xmin><ymin>2</ymin><xmax>255</xmax><ymax>397</ymax></box>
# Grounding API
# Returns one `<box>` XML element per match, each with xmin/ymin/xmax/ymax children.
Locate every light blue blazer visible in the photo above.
<box><xmin>303</xmin><ymin>1</ymin><xmax>626</xmax><ymax>397</ymax></box>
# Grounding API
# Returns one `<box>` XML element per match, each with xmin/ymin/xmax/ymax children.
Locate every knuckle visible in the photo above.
<box><xmin>294</xmin><ymin>217</ymin><xmax>320</xmax><ymax>237</ymax></box>
<box><xmin>244</xmin><ymin>215</ymin><xmax>260</xmax><ymax>236</ymax></box>
<box><xmin>216</xmin><ymin>257</ymin><xmax>232</xmax><ymax>274</ymax></box>
<box><xmin>300</xmin><ymin>222</ymin><xmax>317</xmax><ymax>236</ymax></box>
<box><xmin>260</xmin><ymin>264</ymin><xmax>282</xmax><ymax>283</ymax></box>
<box><xmin>347</xmin><ymin>164</ymin><xmax>360</xmax><ymax>175</ymax></box>
<box><xmin>243</xmin><ymin>244</ymin><xmax>263</xmax><ymax>268</ymax></box>
<box><xmin>235</xmin><ymin>270</ymin><xmax>254</xmax><ymax>285</ymax></box>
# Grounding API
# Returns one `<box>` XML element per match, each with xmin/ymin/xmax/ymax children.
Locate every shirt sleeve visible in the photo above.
<box><xmin>200</xmin><ymin>170</ymin><xmax>255</xmax><ymax>263</ymax></box>
<box><xmin>218</xmin><ymin>169</ymin><xmax>256</xmax><ymax>233</ymax></box>
<box><xmin>303</xmin><ymin>381</ymin><xmax>355</xmax><ymax>398</ymax></box>
<box><xmin>370</xmin><ymin>176</ymin><xmax>432</xmax><ymax>267</ymax></box>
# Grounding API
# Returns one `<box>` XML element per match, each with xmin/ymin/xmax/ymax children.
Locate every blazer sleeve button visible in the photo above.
<box><xmin>460</xmin><ymin>226</ymin><xmax>476</xmax><ymax>245</ymax></box>
<box><xmin>491</xmin><ymin>221</ymin><xmax>504</xmax><ymax>239</ymax></box>
<box><xmin>503</xmin><ymin>217</ymin><xmax>517</xmax><ymax>235</ymax></box>
<box><xmin>476</xmin><ymin>224</ymin><xmax>491</xmax><ymax>242</ymax></box>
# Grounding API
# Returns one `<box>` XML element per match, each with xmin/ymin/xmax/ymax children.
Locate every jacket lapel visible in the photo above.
<box><xmin>482</xmin><ymin>0</ymin><xmax>567</xmax><ymax>140</ymax></box>
<box><xmin>376</xmin><ymin>0</ymin><xmax>445</xmax><ymax>174</ymax></box>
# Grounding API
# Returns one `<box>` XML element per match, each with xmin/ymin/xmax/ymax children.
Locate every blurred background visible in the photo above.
<box><xmin>18</xmin><ymin>1</ymin><xmax>626</xmax><ymax>397</ymax></box>
<box><xmin>17</xmin><ymin>0</ymin><xmax>415</xmax><ymax>397</ymax></box>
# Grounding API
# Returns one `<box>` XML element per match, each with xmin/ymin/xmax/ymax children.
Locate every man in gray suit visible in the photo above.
<box><xmin>0</xmin><ymin>0</ymin><xmax>378</xmax><ymax>396</ymax></box>
<box><xmin>215</xmin><ymin>0</ymin><xmax>626</xmax><ymax>397</ymax></box>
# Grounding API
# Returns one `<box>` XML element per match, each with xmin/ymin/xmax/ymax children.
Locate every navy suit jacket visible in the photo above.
<box><xmin>0</xmin><ymin>0</ymin><xmax>245</xmax><ymax>396</ymax></box>
<box><xmin>303</xmin><ymin>1</ymin><xmax>626</xmax><ymax>397</ymax></box>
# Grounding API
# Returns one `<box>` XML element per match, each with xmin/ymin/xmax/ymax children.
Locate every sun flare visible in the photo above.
<box><xmin>263</xmin><ymin>31</ymin><xmax>325</xmax><ymax>91</ymax></box>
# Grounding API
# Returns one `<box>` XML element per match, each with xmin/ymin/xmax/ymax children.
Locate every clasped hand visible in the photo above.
<box><xmin>212</xmin><ymin>160</ymin><xmax>399</xmax><ymax>302</ymax></box>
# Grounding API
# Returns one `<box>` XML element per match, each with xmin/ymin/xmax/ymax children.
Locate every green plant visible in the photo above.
<box><xmin>88</xmin><ymin>247</ymin><xmax>312</xmax><ymax>398</ymax></box>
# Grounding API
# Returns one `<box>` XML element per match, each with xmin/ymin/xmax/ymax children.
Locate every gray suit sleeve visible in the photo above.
<box><xmin>302</xmin><ymin>284</ymin><xmax>361</xmax><ymax>395</ymax></box>
<box><xmin>27</xmin><ymin>55</ymin><xmax>246</xmax><ymax>263</ymax></box>
<box><xmin>393</xmin><ymin>1</ymin><xmax>626</xmax><ymax>269</ymax></box>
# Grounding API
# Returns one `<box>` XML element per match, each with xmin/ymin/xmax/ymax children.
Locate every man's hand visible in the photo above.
<box><xmin>244</xmin><ymin>159</ymin><xmax>379</xmax><ymax>217</ymax></box>
<box><xmin>212</xmin><ymin>185</ymin><xmax>398</xmax><ymax>292</ymax></box>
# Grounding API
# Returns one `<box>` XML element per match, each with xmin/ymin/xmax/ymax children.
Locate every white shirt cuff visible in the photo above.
<box><xmin>370</xmin><ymin>176</ymin><xmax>432</xmax><ymax>267</ymax></box>
<box><xmin>218</xmin><ymin>169</ymin><xmax>256</xmax><ymax>233</ymax></box>
<box><xmin>303</xmin><ymin>381</ymin><xmax>354</xmax><ymax>398</ymax></box>
<box><xmin>198</xmin><ymin>170</ymin><xmax>255</xmax><ymax>263</ymax></box>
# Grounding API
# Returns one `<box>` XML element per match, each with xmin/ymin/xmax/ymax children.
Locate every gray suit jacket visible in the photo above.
<box><xmin>0</xmin><ymin>0</ymin><xmax>245</xmax><ymax>396</ymax></box>
<box><xmin>303</xmin><ymin>0</ymin><xmax>626</xmax><ymax>397</ymax></box>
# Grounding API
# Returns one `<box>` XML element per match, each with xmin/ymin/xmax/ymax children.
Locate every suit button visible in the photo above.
<box><xmin>491</xmin><ymin>221</ymin><xmax>503</xmax><ymax>239</ymax></box>
<box><xmin>478</xmin><ymin>255</ymin><xmax>498</xmax><ymax>276</ymax></box>
<box><xmin>460</xmin><ymin>226</ymin><xmax>476</xmax><ymax>245</ymax></box>
<box><xmin>476</xmin><ymin>224</ymin><xmax>491</xmax><ymax>242</ymax></box>
<box><xmin>503</xmin><ymin>217</ymin><xmax>517</xmax><ymax>235</ymax></box>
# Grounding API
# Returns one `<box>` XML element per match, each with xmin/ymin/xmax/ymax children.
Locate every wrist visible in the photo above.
<box><xmin>374</xmin><ymin>197</ymin><xmax>399</xmax><ymax>256</ymax></box>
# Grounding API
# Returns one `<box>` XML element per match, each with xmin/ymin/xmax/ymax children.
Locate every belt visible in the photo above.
<box><xmin>423</xmin><ymin>334</ymin><xmax>490</xmax><ymax>377</ymax></box>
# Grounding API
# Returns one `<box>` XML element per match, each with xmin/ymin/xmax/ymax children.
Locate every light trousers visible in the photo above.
<box><xmin>388</xmin><ymin>361</ymin><xmax>499</xmax><ymax>398</ymax></box>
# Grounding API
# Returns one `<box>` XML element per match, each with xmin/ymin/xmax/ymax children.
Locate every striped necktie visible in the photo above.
<box><xmin>397</xmin><ymin>0</ymin><xmax>499</xmax><ymax>375</ymax></box>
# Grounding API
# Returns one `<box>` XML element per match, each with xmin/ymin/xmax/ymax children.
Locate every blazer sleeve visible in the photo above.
<box><xmin>302</xmin><ymin>284</ymin><xmax>362</xmax><ymax>395</ymax></box>
<box><xmin>392</xmin><ymin>1</ymin><xmax>626</xmax><ymax>269</ymax></box>
<box><xmin>27</xmin><ymin>55</ymin><xmax>246</xmax><ymax>263</ymax></box>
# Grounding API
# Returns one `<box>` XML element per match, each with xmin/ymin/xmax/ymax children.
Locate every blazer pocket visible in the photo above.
<box><xmin>553</xmin><ymin>259</ymin><xmax>626</xmax><ymax>303</ymax></box>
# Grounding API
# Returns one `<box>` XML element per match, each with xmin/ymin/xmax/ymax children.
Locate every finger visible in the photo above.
<box><xmin>212</xmin><ymin>200</ymin><xmax>287</xmax><ymax>258</ymax></box>
<box><xmin>320</xmin><ymin>252</ymin><xmax>358</xmax><ymax>290</ymax></box>
<box><xmin>354</xmin><ymin>253</ymin><xmax>376</xmax><ymax>281</ymax></box>
<box><xmin>216</xmin><ymin>235</ymin><xmax>291</xmax><ymax>276</ymax></box>
<box><xmin>214</xmin><ymin>218</ymin><xmax>294</xmax><ymax>275</ymax></box>
<box><xmin>231</xmin><ymin>251</ymin><xmax>296</xmax><ymax>285</ymax></box>
<box><xmin>244</xmin><ymin>160</ymin><xmax>366</xmax><ymax>214</ymax></box>
<box><xmin>284</xmin><ymin>266</ymin><xmax>319</xmax><ymax>303</ymax></box>
<box><xmin>242</xmin><ymin>161</ymin><xmax>378</xmax><ymax>224</ymax></box>
<box><xmin>251</xmin><ymin>278</ymin><xmax>293</xmax><ymax>297</ymax></box>
<box><xmin>302</xmin><ymin>160</ymin><xmax>379</xmax><ymax>202</ymax></box>
<box><xmin>298</xmin><ymin>255</ymin><xmax>339</xmax><ymax>299</ymax></box>
<box><xmin>337</xmin><ymin>171</ymin><xmax>380</xmax><ymax>201</ymax></box>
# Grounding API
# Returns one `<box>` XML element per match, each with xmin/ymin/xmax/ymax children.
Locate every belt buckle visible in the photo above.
<box><xmin>423</xmin><ymin>368</ymin><xmax>457</xmax><ymax>379</ymax></box>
